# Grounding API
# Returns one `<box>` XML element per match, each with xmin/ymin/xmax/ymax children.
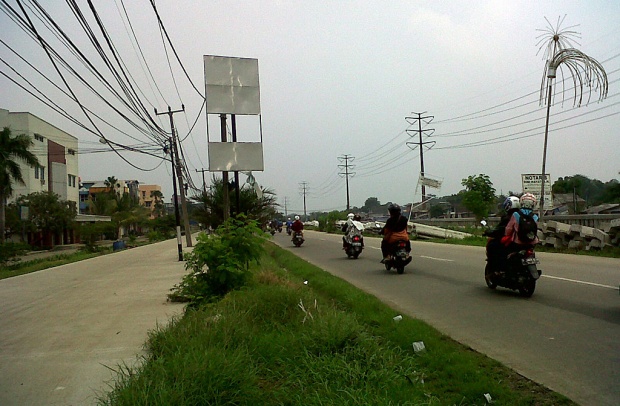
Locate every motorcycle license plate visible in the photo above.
<box><xmin>352</xmin><ymin>242</ymin><xmax>362</xmax><ymax>246</ymax></box>
<box><xmin>522</xmin><ymin>257</ymin><xmax>539</xmax><ymax>265</ymax></box>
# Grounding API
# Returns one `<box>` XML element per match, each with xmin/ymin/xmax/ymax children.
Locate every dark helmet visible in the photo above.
<box><xmin>388</xmin><ymin>203</ymin><xmax>401</xmax><ymax>216</ymax></box>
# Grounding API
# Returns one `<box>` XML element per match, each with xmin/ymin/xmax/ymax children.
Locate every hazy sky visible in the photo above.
<box><xmin>1</xmin><ymin>1</ymin><xmax>619</xmax><ymax>214</ymax></box>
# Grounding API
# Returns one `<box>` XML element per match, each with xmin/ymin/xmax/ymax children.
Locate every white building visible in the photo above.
<box><xmin>0</xmin><ymin>108</ymin><xmax>79</xmax><ymax>210</ymax></box>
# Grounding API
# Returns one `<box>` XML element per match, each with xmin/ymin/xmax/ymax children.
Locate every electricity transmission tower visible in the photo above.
<box><xmin>299</xmin><ymin>182</ymin><xmax>308</xmax><ymax>220</ymax></box>
<box><xmin>405</xmin><ymin>112</ymin><xmax>435</xmax><ymax>203</ymax></box>
<box><xmin>338</xmin><ymin>154</ymin><xmax>355</xmax><ymax>211</ymax></box>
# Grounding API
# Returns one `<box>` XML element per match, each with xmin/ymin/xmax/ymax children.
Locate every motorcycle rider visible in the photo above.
<box><xmin>380</xmin><ymin>204</ymin><xmax>411</xmax><ymax>263</ymax></box>
<box><xmin>342</xmin><ymin>213</ymin><xmax>364</xmax><ymax>250</ymax></box>
<box><xmin>502</xmin><ymin>193</ymin><xmax>540</xmax><ymax>253</ymax></box>
<box><xmin>285</xmin><ymin>217</ymin><xmax>293</xmax><ymax>234</ymax></box>
<box><xmin>291</xmin><ymin>215</ymin><xmax>304</xmax><ymax>239</ymax></box>
<box><xmin>485</xmin><ymin>196</ymin><xmax>521</xmax><ymax>271</ymax></box>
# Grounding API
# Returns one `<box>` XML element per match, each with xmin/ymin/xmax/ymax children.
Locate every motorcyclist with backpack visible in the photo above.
<box><xmin>342</xmin><ymin>213</ymin><xmax>365</xmax><ymax>250</ymax></box>
<box><xmin>485</xmin><ymin>196</ymin><xmax>521</xmax><ymax>271</ymax></box>
<box><xmin>501</xmin><ymin>193</ymin><xmax>540</xmax><ymax>253</ymax></box>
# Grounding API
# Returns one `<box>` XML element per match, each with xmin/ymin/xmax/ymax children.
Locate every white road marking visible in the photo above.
<box><xmin>420</xmin><ymin>255</ymin><xmax>454</xmax><ymax>262</ymax></box>
<box><xmin>541</xmin><ymin>274</ymin><xmax>617</xmax><ymax>290</ymax></box>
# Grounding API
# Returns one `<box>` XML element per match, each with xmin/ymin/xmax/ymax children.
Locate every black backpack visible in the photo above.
<box><xmin>517</xmin><ymin>211</ymin><xmax>538</xmax><ymax>243</ymax></box>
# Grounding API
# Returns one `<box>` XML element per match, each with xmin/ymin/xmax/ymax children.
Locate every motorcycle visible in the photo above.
<box><xmin>286</xmin><ymin>225</ymin><xmax>292</xmax><ymax>236</ymax></box>
<box><xmin>482</xmin><ymin>220</ymin><xmax>541</xmax><ymax>297</ymax></box>
<box><xmin>343</xmin><ymin>221</ymin><xmax>364</xmax><ymax>259</ymax></box>
<box><xmin>384</xmin><ymin>240</ymin><xmax>412</xmax><ymax>274</ymax></box>
<box><xmin>292</xmin><ymin>231</ymin><xmax>304</xmax><ymax>247</ymax></box>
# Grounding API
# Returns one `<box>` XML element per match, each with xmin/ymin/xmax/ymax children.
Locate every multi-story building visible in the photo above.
<box><xmin>138</xmin><ymin>184</ymin><xmax>163</xmax><ymax>218</ymax></box>
<box><xmin>0</xmin><ymin>108</ymin><xmax>79</xmax><ymax>210</ymax></box>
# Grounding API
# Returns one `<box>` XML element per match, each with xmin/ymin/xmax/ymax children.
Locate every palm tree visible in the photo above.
<box><xmin>150</xmin><ymin>190</ymin><xmax>165</xmax><ymax>218</ymax></box>
<box><xmin>104</xmin><ymin>176</ymin><xmax>118</xmax><ymax>195</ymax></box>
<box><xmin>0</xmin><ymin>127</ymin><xmax>40</xmax><ymax>242</ymax></box>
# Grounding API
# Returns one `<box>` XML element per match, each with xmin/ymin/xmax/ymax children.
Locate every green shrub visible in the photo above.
<box><xmin>0</xmin><ymin>242</ymin><xmax>30</xmax><ymax>264</ymax></box>
<box><xmin>169</xmin><ymin>215</ymin><xmax>267</xmax><ymax>305</ymax></box>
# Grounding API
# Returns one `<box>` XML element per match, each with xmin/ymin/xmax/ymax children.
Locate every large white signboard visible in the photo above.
<box><xmin>208</xmin><ymin>142</ymin><xmax>264</xmax><ymax>171</ymax></box>
<box><xmin>204</xmin><ymin>55</ymin><xmax>261</xmax><ymax>115</ymax></box>
<box><xmin>521</xmin><ymin>174</ymin><xmax>553</xmax><ymax>210</ymax></box>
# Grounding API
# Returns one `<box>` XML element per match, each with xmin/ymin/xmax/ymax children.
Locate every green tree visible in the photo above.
<box><xmin>600</xmin><ymin>179</ymin><xmax>620</xmax><ymax>203</ymax></box>
<box><xmin>0</xmin><ymin>127</ymin><xmax>40</xmax><ymax>242</ymax></box>
<box><xmin>16</xmin><ymin>191</ymin><xmax>76</xmax><ymax>239</ymax></box>
<box><xmin>552</xmin><ymin>174</ymin><xmax>607</xmax><ymax>205</ymax></box>
<box><xmin>361</xmin><ymin>197</ymin><xmax>381</xmax><ymax>213</ymax></box>
<box><xmin>191</xmin><ymin>177</ymin><xmax>278</xmax><ymax>229</ymax></box>
<box><xmin>460</xmin><ymin>174</ymin><xmax>496</xmax><ymax>221</ymax></box>
<box><xmin>150</xmin><ymin>190</ymin><xmax>165</xmax><ymax>218</ymax></box>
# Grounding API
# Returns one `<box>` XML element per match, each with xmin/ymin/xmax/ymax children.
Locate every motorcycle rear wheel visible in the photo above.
<box><xmin>396</xmin><ymin>266</ymin><xmax>404</xmax><ymax>274</ymax></box>
<box><xmin>518</xmin><ymin>280</ymin><xmax>536</xmax><ymax>297</ymax></box>
<box><xmin>484</xmin><ymin>263</ymin><xmax>497</xmax><ymax>289</ymax></box>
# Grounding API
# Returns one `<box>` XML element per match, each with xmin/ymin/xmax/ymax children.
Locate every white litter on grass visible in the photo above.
<box><xmin>412</xmin><ymin>341</ymin><xmax>426</xmax><ymax>352</ymax></box>
<box><xmin>484</xmin><ymin>393</ymin><xmax>493</xmax><ymax>403</ymax></box>
<box><xmin>393</xmin><ymin>314</ymin><xmax>403</xmax><ymax>322</ymax></box>
<box><xmin>303</xmin><ymin>280</ymin><xmax>308</xmax><ymax>285</ymax></box>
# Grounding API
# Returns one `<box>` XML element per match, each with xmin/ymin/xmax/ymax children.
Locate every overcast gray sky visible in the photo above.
<box><xmin>1</xmin><ymin>0</ymin><xmax>619</xmax><ymax>214</ymax></box>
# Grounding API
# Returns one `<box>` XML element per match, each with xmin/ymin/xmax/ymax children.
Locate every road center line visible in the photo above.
<box><xmin>541</xmin><ymin>275</ymin><xmax>617</xmax><ymax>290</ymax></box>
<box><xmin>420</xmin><ymin>255</ymin><xmax>454</xmax><ymax>262</ymax></box>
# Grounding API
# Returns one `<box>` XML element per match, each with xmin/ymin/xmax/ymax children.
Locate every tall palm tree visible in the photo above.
<box><xmin>0</xmin><ymin>127</ymin><xmax>40</xmax><ymax>242</ymax></box>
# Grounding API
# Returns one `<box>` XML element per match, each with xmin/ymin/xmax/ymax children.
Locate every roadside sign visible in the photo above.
<box><xmin>521</xmin><ymin>174</ymin><xmax>553</xmax><ymax>210</ymax></box>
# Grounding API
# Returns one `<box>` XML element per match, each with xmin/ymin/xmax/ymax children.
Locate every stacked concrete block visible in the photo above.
<box><xmin>603</xmin><ymin>219</ymin><xmax>620</xmax><ymax>246</ymax></box>
<box><xmin>538</xmin><ymin>220</ymin><xmax>617</xmax><ymax>250</ymax></box>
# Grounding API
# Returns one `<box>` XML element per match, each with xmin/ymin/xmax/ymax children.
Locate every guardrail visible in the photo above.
<box><xmin>412</xmin><ymin>214</ymin><xmax>620</xmax><ymax>231</ymax></box>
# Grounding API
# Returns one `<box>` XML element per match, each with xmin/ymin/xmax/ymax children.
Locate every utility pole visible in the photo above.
<box><xmin>195</xmin><ymin>168</ymin><xmax>208</xmax><ymax>193</ymax></box>
<box><xmin>283</xmin><ymin>196</ymin><xmax>288</xmax><ymax>217</ymax></box>
<box><xmin>219</xmin><ymin>114</ymin><xmax>230</xmax><ymax>221</ymax></box>
<box><xmin>338</xmin><ymin>154</ymin><xmax>355</xmax><ymax>211</ymax></box>
<box><xmin>405</xmin><ymin>112</ymin><xmax>435</xmax><ymax>205</ymax></box>
<box><xmin>299</xmin><ymin>182</ymin><xmax>308</xmax><ymax>221</ymax></box>
<box><xmin>165</xmin><ymin>137</ymin><xmax>183</xmax><ymax>261</ymax></box>
<box><xmin>156</xmin><ymin>105</ymin><xmax>192</xmax><ymax>247</ymax></box>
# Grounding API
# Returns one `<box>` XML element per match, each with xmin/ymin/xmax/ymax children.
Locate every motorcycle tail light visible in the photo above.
<box><xmin>398</xmin><ymin>242</ymin><xmax>406</xmax><ymax>248</ymax></box>
<box><xmin>353</xmin><ymin>236</ymin><xmax>360</xmax><ymax>242</ymax></box>
<box><xmin>526</xmin><ymin>249</ymin><xmax>534</xmax><ymax>256</ymax></box>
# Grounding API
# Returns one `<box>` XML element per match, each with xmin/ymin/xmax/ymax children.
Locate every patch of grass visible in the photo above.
<box><xmin>100</xmin><ymin>243</ymin><xmax>575</xmax><ymax>406</ymax></box>
<box><xmin>0</xmin><ymin>249</ymin><xmax>110</xmax><ymax>280</ymax></box>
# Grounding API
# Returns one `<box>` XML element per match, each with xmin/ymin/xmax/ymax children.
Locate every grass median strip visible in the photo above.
<box><xmin>100</xmin><ymin>242</ymin><xmax>575</xmax><ymax>405</ymax></box>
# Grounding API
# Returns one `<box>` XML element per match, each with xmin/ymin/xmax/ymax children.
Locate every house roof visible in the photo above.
<box><xmin>583</xmin><ymin>203</ymin><xmax>620</xmax><ymax>214</ymax></box>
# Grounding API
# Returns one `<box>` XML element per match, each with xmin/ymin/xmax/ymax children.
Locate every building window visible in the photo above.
<box><xmin>34</xmin><ymin>133</ymin><xmax>44</xmax><ymax>142</ymax></box>
<box><xmin>68</xmin><ymin>174</ymin><xmax>77</xmax><ymax>187</ymax></box>
<box><xmin>68</xmin><ymin>148</ymin><xmax>76</xmax><ymax>155</ymax></box>
<box><xmin>35</xmin><ymin>165</ymin><xmax>45</xmax><ymax>180</ymax></box>
<box><xmin>146</xmin><ymin>201</ymin><xmax>152</xmax><ymax>208</ymax></box>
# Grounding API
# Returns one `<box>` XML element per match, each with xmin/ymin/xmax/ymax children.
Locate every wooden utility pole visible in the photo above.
<box><xmin>156</xmin><ymin>106</ymin><xmax>193</xmax><ymax>247</ymax></box>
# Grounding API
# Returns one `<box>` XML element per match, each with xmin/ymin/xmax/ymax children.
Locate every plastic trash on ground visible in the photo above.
<box><xmin>393</xmin><ymin>314</ymin><xmax>403</xmax><ymax>322</ymax></box>
<box><xmin>484</xmin><ymin>393</ymin><xmax>493</xmax><ymax>403</ymax></box>
<box><xmin>412</xmin><ymin>341</ymin><xmax>426</xmax><ymax>352</ymax></box>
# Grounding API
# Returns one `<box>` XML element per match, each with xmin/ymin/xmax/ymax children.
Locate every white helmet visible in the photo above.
<box><xmin>347</xmin><ymin>213</ymin><xmax>355</xmax><ymax>219</ymax></box>
<box><xmin>294</xmin><ymin>215</ymin><xmax>300</xmax><ymax>220</ymax></box>
<box><xmin>287</xmin><ymin>217</ymin><xmax>291</xmax><ymax>220</ymax></box>
<box><xmin>520</xmin><ymin>193</ymin><xmax>537</xmax><ymax>210</ymax></box>
<box><xmin>502</xmin><ymin>196</ymin><xmax>521</xmax><ymax>211</ymax></box>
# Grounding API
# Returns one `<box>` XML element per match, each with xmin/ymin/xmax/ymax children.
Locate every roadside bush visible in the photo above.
<box><xmin>169</xmin><ymin>215</ymin><xmax>267</xmax><ymax>305</ymax></box>
<box><xmin>79</xmin><ymin>222</ymin><xmax>113</xmax><ymax>252</ymax></box>
<box><xmin>0</xmin><ymin>242</ymin><xmax>30</xmax><ymax>265</ymax></box>
<box><xmin>318</xmin><ymin>210</ymin><xmax>343</xmax><ymax>233</ymax></box>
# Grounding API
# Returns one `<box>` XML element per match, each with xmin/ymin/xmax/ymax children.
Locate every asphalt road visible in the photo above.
<box><xmin>0</xmin><ymin>238</ymin><xmax>188</xmax><ymax>405</ymax></box>
<box><xmin>273</xmin><ymin>230</ymin><xmax>620</xmax><ymax>406</ymax></box>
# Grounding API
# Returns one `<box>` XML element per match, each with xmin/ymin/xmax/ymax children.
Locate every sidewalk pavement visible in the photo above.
<box><xmin>0</xmin><ymin>237</ymin><xmax>194</xmax><ymax>405</ymax></box>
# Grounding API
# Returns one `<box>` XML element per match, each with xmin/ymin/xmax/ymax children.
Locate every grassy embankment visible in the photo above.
<box><xmin>99</xmin><ymin>242</ymin><xmax>575</xmax><ymax>405</ymax></box>
<box><xmin>0</xmin><ymin>249</ymin><xmax>110</xmax><ymax>280</ymax></box>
